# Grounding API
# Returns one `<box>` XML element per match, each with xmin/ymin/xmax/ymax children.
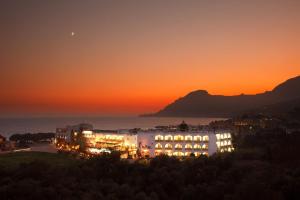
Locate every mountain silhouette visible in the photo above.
<box><xmin>143</xmin><ymin>76</ymin><xmax>300</xmax><ymax>117</ymax></box>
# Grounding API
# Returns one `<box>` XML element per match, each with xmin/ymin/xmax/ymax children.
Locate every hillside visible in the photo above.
<box><xmin>143</xmin><ymin>76</ymin><xmax>300</xmax><ymax>117</ymax></box>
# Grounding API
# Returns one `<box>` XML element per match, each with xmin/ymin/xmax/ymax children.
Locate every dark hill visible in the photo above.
<box><xmin>143</xmin><ymin>75</ymin><xmax>300</xmax><ymax>117</ymax></box>
<box><xmin>246</xmin><ymin>98</ymin><xmax>300</xmax><ymax>116</ymax></box>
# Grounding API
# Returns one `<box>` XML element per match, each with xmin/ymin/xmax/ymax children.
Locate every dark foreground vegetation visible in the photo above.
<box><xmin>1</xmin><ymin>131</ymin><xmax>300</xmax><ymax>200</ymax></box>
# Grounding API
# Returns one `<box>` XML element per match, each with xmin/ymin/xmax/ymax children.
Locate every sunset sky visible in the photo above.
<box><xmin>1</xmin><ymin>0</ymin><xmax>300</xmax><ymax>116</ymax></box>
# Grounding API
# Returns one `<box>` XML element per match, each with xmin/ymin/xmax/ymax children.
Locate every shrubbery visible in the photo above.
<box><xmin>9</xmin><ymin>133</ymin><xmax>55</xmax><ymax>143</ymax></box>
<box><xmin>1</xmin><ymin>132</ymin><xmax>300</xmax><ymax>200</ymax></box>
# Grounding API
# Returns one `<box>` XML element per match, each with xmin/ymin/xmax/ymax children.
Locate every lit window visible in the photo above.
<box><xmin>155</xmin><ymin>143</ymin><xmax>162</xmax><ymax>149</ymax></box>
<box><xmin>185</xmin><ymin>135</ymin><xmax>193</xmax><ymax>141</ymax></box>
<box><xmin>194</xmin><ymin>144</ymin><xmax>201</xmax><ymax>149</ymax></box>
<box><xmin>165</xmin><ymin>143</ymin><xmax>172</xmax><ymax>149</ymax></box>
<box><xmin>202</xmin><ymin>136</ymin><xmax>209</xmax><ymax>141</ymax></box>
<box><xmin>155</xmin><ymin>135</ymin><xmax>164</xmax><ymax>141</ymax></box>
<box><xmin>117</xmin><ymin>136</ymin><xmax>124</xmax><ymax>140</ymax></box>
<box><xmin>194</xmin><ymin>135</ymin><xmax>202</xmax><ymax>141</ymax></box>
<box><xmin>164</xmin><ymin>135</ymin><xmax>173</xmax><ymax>141</ymax></box>
<box><xmin>185</xmin><ymin>143</ymin><xmax>192</xmax><ymax>149</ymax></box>
<box><xmin>175</xmin><ymin>143</ymin><xmax>183</xmax><ymax>149</ymax></box>
<box><xmin>202</xmin><ymin>144</ymin><xmax>207</xmax><ymax>149</ymax></box>
<box><xmin>155</xmin><ymin>150</ymin><xmax>163</xmax><ymax>156</ymax></box>
<box><xmin>194</xmin><ymin>152</ymin><xmax>201</xmax><ymax>156</ymax></box>
<box><xmin>174</xmin><ymin>135</ymin><xmax>184</xmax><ymax>141</ymax></box>
<box><xmin>185</xmin><ymin>152</ymin><xmax>192</xmax><ymax>156</ymax></box>
<box><xmin>173</xmin><ymin>152</ymin><xmax>184</xmax><ymax>156</ymax></box>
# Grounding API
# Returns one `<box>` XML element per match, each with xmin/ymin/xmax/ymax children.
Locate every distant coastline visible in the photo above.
<box><xmin>0</xmin><ymin>116</ymin><xmax>225</xmax><ymax>137</ymax></box>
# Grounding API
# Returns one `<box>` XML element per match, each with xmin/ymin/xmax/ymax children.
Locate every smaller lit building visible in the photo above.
<box><xmin>0</xmin><ymin>134</ymin><xmax>5</xmax><ymax>143</ymax></box>
<box><xmin>0</xmin><ymin>134</ymin><xmax>6</xmax><ymax>151</ymax></box>
<box><xmin>55</xmin><ymin>123</ymin><xmax>93</xmax><ymax>151</ymax></box>
<box><xmin>82</xmin><ymin>130</ymin><xmax>138</xmax><ymax>158</ymax></box>
<box><xmin>0</xmin><ymin>135</ymin><xmax>16</xmax><ymax>152</ymax></box>
<box><xmin>56</xmin><ymin>123</ymin><xmax>93</xmax><ymax>142</ymax></box>
<box><xmin>215</xmin><ymin>132</ymin><xmax>233</xmax><ymax>153</ymax></box>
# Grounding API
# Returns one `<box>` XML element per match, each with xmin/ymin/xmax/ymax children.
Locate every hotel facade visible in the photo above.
<box><xmin>56</xmin><ymin>123</ymin><xmax>234</xmax><ymax>158</ymax></box>
<box><xmin>137</xmin><ymin>131</ymin><xmax>233</xmax><ymax>157</ymax></box>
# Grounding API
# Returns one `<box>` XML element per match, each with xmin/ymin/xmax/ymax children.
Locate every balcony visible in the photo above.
<box><xmin>174</xmin><ymin>135</ymin><xmax>184</xmax><ymax>141</ymax></box>
<box><xmin>201</xmin><ymin>146</ymin><xmax>208</xmax><ymax>150</ymax></box>
<box><xmin>154</xmin><ymin>135</ymin><xmax>164</xmax><ymax>141</ymax></box>
<box><xmin>185</xmin><ymin>135</ymin><xmax>193</xmax><ymax>142</ymax></box>
<box><xmin>185</xmin><ymin>145</ymin><xmax>193</xmax><ymax>150</ymax></box>
<box><xmin>164</xmin><ymin>144</ymin><xmax>173</xmax><ymax>150</ymax></box>
<box><xmin>164</xmin><ymin>135</ymin><xmax>173</xmax><ymax>142</ymax></box>
<box><xmin>174</xmin><ymin>146</ymin><xmax>183</xmax><ymax>150</ymax></box>
<box><xmin>155</xmin><ymin>143</ymin><xmax>163</xmax><ymax>149</ymax></box>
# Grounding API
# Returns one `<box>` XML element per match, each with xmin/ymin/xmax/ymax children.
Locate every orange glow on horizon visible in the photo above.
<box><xmin>1</xmin><ymin>72</ymin><xmax>299</xmax><ymax>115</ymax></box>
<box><xmin>1</xmin><ymin>1</ymin><xmax>300</xmax><ymax>115</ymax></box>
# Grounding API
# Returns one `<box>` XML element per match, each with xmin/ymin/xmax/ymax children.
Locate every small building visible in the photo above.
<box><xmin>82</xmin><ymin>130</ymin><xmax>138</xmax><ymax>158</ymax></box>
<box><xmin>56</xmin><ymin>123</ymin><xmax>93</xmax><ymax>143</ymax></box>
<box><xmin>0</xmin><ymin>134</ymin><xmax>6</xmax><ymax>151</ymax></box>
<box><xmin>0</xmin><ymin>135</ymin><xmax>16</xmax><ymax>151</ymax></box>
<box><xmin>0</xmin><ymin>134</ymin><xmax>6</xmax><ymax>143</ymax></box>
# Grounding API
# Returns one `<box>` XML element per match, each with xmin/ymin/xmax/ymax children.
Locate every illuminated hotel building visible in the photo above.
<box><xmin>79</xmin><ymin>130</ymin><xmax>233</xmax><ymax>158</ymax></box>
<box><xmin>137</xmin><ymin>131</ymin><xmax>233</xmax><ymax>157</ymax></box>
<box><xmin>56</xmin><ymin>123</ymin><xmax>234</xmax><ymax>158</ymax></box>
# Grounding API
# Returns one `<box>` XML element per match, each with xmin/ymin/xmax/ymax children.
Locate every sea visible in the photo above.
<box><xmin>0</xmin><ymin>116</ymin><xmax>225</xmax><ymax>138</ymax></box>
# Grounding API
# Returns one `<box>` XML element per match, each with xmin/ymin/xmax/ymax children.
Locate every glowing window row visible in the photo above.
<box><xmin>216</xmin><ymin>133</ymin><xmax>231</xmax><ymax>140</ymax></box>
<box><xmin>155</xmin><ymin>135</ymin><xmax>209</xmax><ymax>141</ymax></box>
<box><xmin>155</xmin><ymin>143</ymin><xmax>207</xmax><ymax>149</ymax></box>
<box><xmin>216</xmin><ymin>140</ymin><xmax>231</xmax><ymax>147</ymax></box>
<box><xmin>155</xmin><ymin>151</ymin><xmax>208</xmax><ymax>157</ymax></box>
<box><xmin>219</xmin><ymin>147</ymin><xmax>234</xmax><ymax>152</ymax></box>
<box><xmin>93</xmin><ymin>135</ymin><xmax>124</xmax><ymax>141</ymax></box>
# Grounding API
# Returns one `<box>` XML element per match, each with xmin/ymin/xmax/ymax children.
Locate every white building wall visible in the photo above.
<box><xmin>137</xmin><ymin>131</ymin><xmax>225</xmax><ymax>157</ymax></box>
<box><xmin>137</xmin><ymin>132</ymin><xmax>155</xmax><ymax>157</ymax></box>
<box><xmin>208</xmin><ymin>133</ymin><xmax>217</xmax><ymax>156</ymax></box>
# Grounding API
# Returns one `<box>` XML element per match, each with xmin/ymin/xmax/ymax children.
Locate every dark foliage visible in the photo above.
<box><xmin>9</xmin><ymin>133</ymin><xmax>55</xmax><ymax>143</ymax></box>
<box><xmin>1</xmin><ymin>132</ymin><xmax>300</xmax><ymax>200</ymax></box>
